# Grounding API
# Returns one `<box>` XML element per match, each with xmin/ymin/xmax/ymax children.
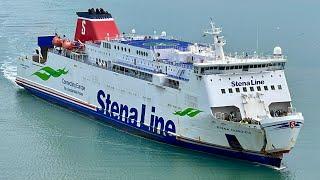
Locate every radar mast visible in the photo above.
<box><xmin>204</xmin><ymin>19</ymin><xmax>226</xmax><ymax>60</ymax></box>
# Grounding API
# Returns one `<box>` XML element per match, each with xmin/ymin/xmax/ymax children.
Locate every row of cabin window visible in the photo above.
<box><xmin>200</xmin><ymin>62</ymin><xmax>285</xmax><ymax>73</ymax></box>
<box><xmin>103</xmin><ymin>43</ymin><xmax>111</xmax><ymax>49</ymax></box>
<box><xmin>136</xmin><ymin>50</ymin><xmax>148</xmax><ymax>57</ymax></box>
<box><xmin>221</xmin><ymin>85</ymin><xmax>282</xmax><ymax>94</ymax></box>
<box><xmin>113</xmin><ymin>45</ymin><xmax>131</xmax><ymax>53</ymax></box>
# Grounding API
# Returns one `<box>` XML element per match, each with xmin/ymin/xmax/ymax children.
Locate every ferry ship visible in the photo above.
<box><xmin>15</xmin><ymin>8</ymin><xmax>304</xmax><ymax>168</ymax></box>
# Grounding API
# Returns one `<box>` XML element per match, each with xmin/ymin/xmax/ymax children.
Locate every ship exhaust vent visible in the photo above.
<box><xmin>74</xmin><ymin>8</ymin><xmax>120</xmax><ymax>43</ymax></box>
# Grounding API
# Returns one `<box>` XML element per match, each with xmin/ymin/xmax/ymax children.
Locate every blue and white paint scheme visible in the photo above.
<box><xmin>16</xmin><ymin>9</ymin><xmax>304</xmax><ymax>169</ymax></box>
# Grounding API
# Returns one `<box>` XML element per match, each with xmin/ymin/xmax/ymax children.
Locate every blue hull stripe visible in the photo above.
<box><xmin>16</xmin><ymin>79</ymin><xmax>282</xmax><ymax>168</ymax></box>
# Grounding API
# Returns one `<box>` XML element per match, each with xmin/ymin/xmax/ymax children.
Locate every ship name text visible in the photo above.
<box><xmin>231</xmin><ymin>80</ymin><xmax>264</xmax><ymax>87</ymax></box>
<box><xmin>96</xmin><ymin>90</ymin><xmax>176</xmax><ymax>138</ymax></box>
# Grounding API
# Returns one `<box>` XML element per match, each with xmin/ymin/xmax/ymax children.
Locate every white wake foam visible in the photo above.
<box><xmin>0</xmin><ymin>61</ymin><xmax>18</xmax><ymax>85</ymax></box>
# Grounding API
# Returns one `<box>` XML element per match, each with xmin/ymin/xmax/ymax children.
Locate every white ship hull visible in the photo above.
<box><xmin>16</xmin><ymin>52</ymin><xmax>303</xmax><ymax>168</ymax></box>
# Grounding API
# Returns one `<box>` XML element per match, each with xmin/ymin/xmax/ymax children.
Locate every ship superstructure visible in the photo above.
<box><xmin>16</xmin><ymin>9</ymin><xmax>304</xmax><ymax>168</ymax></box>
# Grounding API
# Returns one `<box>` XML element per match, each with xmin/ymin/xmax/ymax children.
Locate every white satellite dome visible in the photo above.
<box><xmin>161</xmin><ymin>31</ymin><xmax>167</xmax><ymax>37</ymax></box>
<box><xmin>273</xmin><ymin>46</ymin><xmax>282</xmax><ymax>56</ymax></box>
<box><xmin>131</xmin><ymin>29</ymin><xmax>136</xmax><ymax>34</ymax></box>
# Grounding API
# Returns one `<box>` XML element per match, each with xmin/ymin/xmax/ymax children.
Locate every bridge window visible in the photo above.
<box><xmin>236</xmin><ymin>88</ymin><xmax>240</xmax><ymax>93</ymax></box>
<box><xmin>271</xmin><ymin>85</ymin><xmax>275</xmax><ymax>90</ymax></box>
<box><xmin>264</xmin><ymin>86</ymin><xmax>268</xmax><ymax>90</ymax></box>
<box><xmin>219</xmin><ymin>66</ymin><xmax>225</xmax><ymax>70</ymax></box>
<box><xmin>250</xmin><ymin>87</ymin><xmax>254</xmax><ymax>91</ymax></box>
<box><xmin>228</xmin><ymin>88</ymin><xmax>233</xmax><ymax>93</ymax></box>
<box><xmin>221</xmin><ymin>89</ymin><xmax>226</xmax><ymax>94</ymax></box>
<box><xmin>278</xmin><ymin>85</ymin><xmax>282</xmax><ymax>90</ymax></box>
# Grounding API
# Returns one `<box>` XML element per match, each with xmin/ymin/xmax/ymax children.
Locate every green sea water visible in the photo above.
<box><xmin>0</xmin><ymin>0</ymin><xmax>319</xmax><ymax>179</ymax></box>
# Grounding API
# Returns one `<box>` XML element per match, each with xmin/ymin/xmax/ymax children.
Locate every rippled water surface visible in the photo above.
<box><xmin>0</xmin><ymin>0</ymin><xmax>319</xmax><ymax>179</ymax></box>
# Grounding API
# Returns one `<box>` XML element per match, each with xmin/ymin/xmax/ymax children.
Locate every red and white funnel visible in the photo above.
<box><xmin>74</xmin><ymin>9</ymin><xmax>120</xmax><ymax>42</ymax></box>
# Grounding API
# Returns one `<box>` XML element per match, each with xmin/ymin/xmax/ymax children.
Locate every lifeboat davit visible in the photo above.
<box><xmin>62</xmin><ymin>40</ymin><xmax>74</xmax><ymax>50</ymax></box>
<box><xmin>52</xmin><ymin>36</ymin><xmax>63</xmax><ymax>47</ymax></box>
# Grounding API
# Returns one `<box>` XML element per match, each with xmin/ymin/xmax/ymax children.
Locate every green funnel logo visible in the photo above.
<box><xmin>33</xmin><ymin>66</ymin><xmax>68</xmax><ymax>81</ymax></box>
<box><xmin>174</xmin><ymin>108</ymin><xmax>202</xmax><ymax>118</ymax></box>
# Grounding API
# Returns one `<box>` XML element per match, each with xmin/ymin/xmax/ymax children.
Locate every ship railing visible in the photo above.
<box><xmin>111</xmin><ymin>63</ymin><xmax>153</xmax><ymax>82</ymax></box>
<box><xmin>269</xmin><ymin>107</ymin><xmax>298</xmax><ymax>117</ymax></box>
<box><xmin>49</xmin><ymin>49</ymin><xmax>88</xmax><ymax>62</ymax></box>
<box><xmin>214</xmin><ymin>112</ymin><xmax>226</xmax><ymax>121</ymax></box>
<box><xmin>152</xmin><ymin>45</ymin><xmax>189</xmax><ymax>52</ymax></box>
<box><xmin>214</xmin><ymin>112</ymin><xmax>240</xmax><ymax>122</ymax></box>
<box><xmin>115</xmin><ymin>61</ymin><xmax>157</xmax><ymax>74</ymax></box>
<box><xmin>226</xmin><ymin>54</ymin><xmax>287</xmax><ymax>61</ymax></box>
<box><xmin>288</xmin><ymin>107</ymin><xmax>297</xmax><ymax>114</ymax></box>
<box><xmin>214</xmin><ymin>112</ymin><xmax>260</xmax><ymax>125</ymax></box>
<box><xmin>158</xmin><ymin>59</ymin><xmax>193</xmax><ymax>70</ymax></box>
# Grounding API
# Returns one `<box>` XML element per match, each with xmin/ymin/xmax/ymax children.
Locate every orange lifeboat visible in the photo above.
<box><xmin>62</xmin><ymin>40</ymin><xmax>74</xmax><ymax>50</ymax></box>
<box><xmin>52</xmin><ymin>36</ymin><xmax>62</xmax><ymax>47</ymax></box>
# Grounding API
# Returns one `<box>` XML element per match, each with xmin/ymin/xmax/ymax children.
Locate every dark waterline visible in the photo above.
<box><xmin>0</xmin><ymin>0</ymin><xmax>319</xmax><ymax>179</ymax></box>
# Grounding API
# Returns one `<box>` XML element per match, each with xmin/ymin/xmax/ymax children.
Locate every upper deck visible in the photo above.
<box><xmin>120</xmin><ymin>38</ymin><xmax>192</xmax><ymax>51</ymax></box>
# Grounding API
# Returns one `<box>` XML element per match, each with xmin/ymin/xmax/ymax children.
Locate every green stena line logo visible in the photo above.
<box><xmin>173</xmin><ymin>107</ymin><xmax>202</xmax><ymax>118</ymax></box>
<box><xmin>33</xmin><ymin>66</ymin><xmax>68</xmax><ymax>81</ymax></box>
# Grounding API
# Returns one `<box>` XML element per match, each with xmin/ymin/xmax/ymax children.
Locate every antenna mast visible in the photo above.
<box><xmin>204</xmin><ymin>19</ymin><xmax>226</xmax><ymax>60</ymax></box>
